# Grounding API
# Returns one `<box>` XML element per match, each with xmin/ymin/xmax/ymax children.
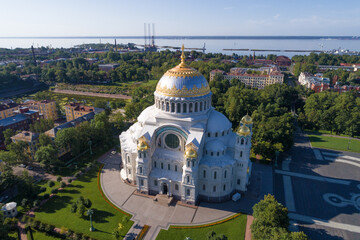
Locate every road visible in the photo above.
<box><xmin>53</xmin><ymin>89</ymin><xmax>132</xmax><ymax>99</ymax></box>
<box><xmin>275</xmin><ymin>128</ymin><xmax>360</xmax><ymax>240</ymax></box>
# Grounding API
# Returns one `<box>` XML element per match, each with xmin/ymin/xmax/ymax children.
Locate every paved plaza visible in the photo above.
<box><xmin>99</xmin><ymin>152</ymin><xmax>273</xmax><ymax>240</ymax></box>
<box><xmin>275</xmin><ymin>129</ymin><xmax>360</xmax><ymax>240</ymax></box>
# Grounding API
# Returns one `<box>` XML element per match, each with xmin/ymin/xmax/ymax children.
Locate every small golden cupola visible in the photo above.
<box><xmin>184</xmin><ymin>144</ymin><xmax>198</xmax><ymax>159</ymax></box>
<box><xmin>241</xmin><ymin>114</ymin><xmax>253</xmax><ymax>125</ymax></box>
<box><xmin>237</xmin><ymin>125</ymin><xmax>251</xmax><ymax>136</ymax></box>
<box><xmin>137</xmin><ymin>136</ymin><xmax>149</xmax><ymax>151</ymax></box>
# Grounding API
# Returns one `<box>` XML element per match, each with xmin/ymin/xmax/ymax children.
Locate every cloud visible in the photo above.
<box><xmin>273</xmin><ymin>14</ymin><xmax>280</xmax><ymax>20</ymax></box>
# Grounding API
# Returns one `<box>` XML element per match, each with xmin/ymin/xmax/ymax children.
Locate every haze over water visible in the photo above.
<box><xmin>1</xmin><ymin>37</ymin><xmax>360</xmax><ymax>57</ymax></box>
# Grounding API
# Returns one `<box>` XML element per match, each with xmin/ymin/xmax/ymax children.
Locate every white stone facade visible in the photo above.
<box><xmin>120</xmin><ymin>53</ymin><xmax>253</xmax><ymax>205</ymax></box>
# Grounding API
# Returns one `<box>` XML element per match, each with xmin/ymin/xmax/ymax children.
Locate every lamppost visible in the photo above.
<box><xmin>87</xmin><ymin>209</ymin><xmax>95</xmax><ymax>232</ymax></box>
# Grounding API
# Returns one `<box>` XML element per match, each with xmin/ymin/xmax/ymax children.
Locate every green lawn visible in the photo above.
<box><xmin>156</xmin><ymin>214</ymin><xmax>247</xmax><ymax>240</ymax></box>
<box><xmin>34</xmin><ymin>165</ymin><xmax>133</xmax><ymax>239</ymax></box>
<box><xmin>308</xmin><ymin>134</ymin><xmax>360</xmax><ymax>153</ymax></box>
<box><xmin>27</xmin><ymin>229</ymin><xmax>61</xmax><ymax>240</ymax></box>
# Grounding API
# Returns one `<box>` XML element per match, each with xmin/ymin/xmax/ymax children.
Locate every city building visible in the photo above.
<box><xmin>11</xmin><ymin>131</ymin><xmax>39</xmax><ymax>159</ymax></box>
<box><xmin>23</xmin><ymin>100</ymin><xmax>58</xmax><ymax>120</ymax></box>
<box><xmin>120</xmin><ymin>46</ymin><xmax>253</xmax><ymax>205</ymax></box>
<box><xmin>298</xmin><ymin>72</ymin><xmax>330</xmax><ymax>93</ymax></box>
<box><xmin>275</xmin><ymin>55</ymin><xmax>292</xmax><ymax>67</ymax></box>
<box><xmin>318</xmin><ymin>64</ymin><xmax>359</xmax><ymax>72</ymax></box>
<box><xmin>0</xmin><ymin>108</ymin><xmax>41</xmax><ymax>148</ymax></box>
<box><xmin>210</xmin><ymin>67</ymin><xmax>284</xmax><ymax>89</ymax></box>
<box><xmin>98</xmin><ymin>63</ymin><xmax>120</xmax><ymax>72</ymax></box>
<box><xmin>64</xmin><ymin>103</ymin><xmax>96</xmax><ymax>122</ymax></box>
<box><xmin>45</xmin><ymin>112</ymin><xmax>95</xmax><ymax>157</ymax></box>
<box><xmin>0</xmin><ymin>102</ymin><xmax>19</xmax><ymax>120</ymax></box>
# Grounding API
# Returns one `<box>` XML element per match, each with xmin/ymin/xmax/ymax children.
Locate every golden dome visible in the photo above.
<box><xmin>241</xmin><ymin>114</ymin><xmax>253</xmax><ymax>125</ymax></box>
<box><xmin>184</xmin><ymin>145</ymin><xmax>198</xmax><ymax>159</ymax></box>
<box><xmin>238</xmin><ymin>125</ymin><xmax>251</xmax><ymax>136</ymax></box>
<box><xmin>137</xmin><ymin>137</ymin><xmax>149</xmax><ymax>151</ymax></box>
<box><xmin>155</xmin><ymin>45</ymin><xmax>211</xmax><ymax>98</ymax></box>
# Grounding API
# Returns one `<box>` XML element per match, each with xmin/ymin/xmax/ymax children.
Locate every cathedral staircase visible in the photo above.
<box><xmin>154</xmin><ymin>194</ymin><xmax>174</xmax><ymax>206</ymax></box>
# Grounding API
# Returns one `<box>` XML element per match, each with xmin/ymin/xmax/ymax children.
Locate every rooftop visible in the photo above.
<box><xmin>0</xmin><ymin>114</ymin><xmax>29</xmax><ymax>127</ymax></box>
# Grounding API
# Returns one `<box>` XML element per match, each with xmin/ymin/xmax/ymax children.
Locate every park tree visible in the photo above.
<box><xmin>7</xmin><ymin>141</ymin><xmax>31</xmax><ymax>165</ymax></box>
<box><xmin>38</xmin><ymin>133</ymin><xmax>53</xmax><ymax>147</ymax></box>
<box><xmin>35</xmin><ymin>145</ymin><xmax>58</xmax><ymax>170</ymax></box>
<box><xmin>3</xmin><ymin>129</ymin><xmax>15</xmax><ymax>146</ymax></box>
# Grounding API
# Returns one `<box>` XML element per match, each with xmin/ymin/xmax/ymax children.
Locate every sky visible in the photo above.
<box><xmin>0</xmin><ymin>0</ymin><xmax>359</xmax><ymax>37</ymax></box>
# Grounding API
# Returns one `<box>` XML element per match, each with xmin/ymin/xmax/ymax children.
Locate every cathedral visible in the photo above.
<box><xmin>120</xmin><ymin>46</ymin><xmax>253</xmax><ymax>205</ymax></box>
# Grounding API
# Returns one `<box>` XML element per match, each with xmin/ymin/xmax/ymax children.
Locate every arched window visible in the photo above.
<box><xmin>223</xmin><ymin>184</ymin><xmax>226</xmax><ymax>191</ymax></box>
<box><xmin>224</xmin><ymin>170</ymin><xmax>227</xmax><ymax>179</ymax></box>
<box><xmin>237</xmin><ymin>179</ymin><xmax>240</xmax><ymax>185</ymax></box>
<box><xmin>215</xmin><ymin>132</ymin><xmax>218</xmax><ymax>137</ymax></box>
<box><xmin>175</xmin><ymin>184</ymin><xmax>179</xmax><ymax>190</ymax></box>
<box><xmin>200</xmin><ymin>102</ymin><xmax>203</xmax><ymax>111</ymax></box>
<box><xmin>171</xmin><ymin>102</ymin><xmax>175</xmax><ymax>112</ymax></box>
<box><xmin>211</xmin><ymin>152</ymin><xmax>214</xmax><ymax>156</ymax></box>
<box><xmin>241</xmin><ymin>138</ymin><xmax>244</xmax><ymax>145</ymax></box>
<box><xmin>192</xmin><ymin>161</ymin><xmax>195</xmax><ymax>167</ymax></box>
<box><xmin>246</xmin><ymin>139</ymin><xmax>248</xmax><ymax>145</ymax></box>
<box><xmin>139</xmin><ymin>167</ymin><xmax>143</xmax><ymax>174</ymax></box>
<box><xmin>187</xmin><ymin>161</ymin><xmax>190</xmax><ymax>167</ymax></box>
<box><xmin>161</xmin><ymin>162</ymin><xmax>164</xmax><ymax>169</ymax></box>
<box><xmin>203</xmin><ymin>184</ymin><xmax>206</xmax><ymax>190</ymax></box>
<box><xmin>189</xmin><ymin>103</ymin><xmax>193</xmax><ymax>113</ymax></box>
<box><xmin>168</xmin><ymin>164</ymin><xmax>170</xmax><ymax>170</ymax></box>
<box><xmin>208</xmin><ymin>133</ymin><xmax>210</xmax><ymax>137</ymax></box>
<box><xmin>213</xmin><ymin>186</ymin><xmax>216</xmax><ymax>192</ymax></box>
<box><xmin>187</xmin><ymin>189</ymin><xmax>190</xmax><ymax>196</ymax></box>
<box><xmin>161</xmin><ymin>101</ymin><xmax>164</xmax><ymax>110</ymax></box>
<box><xmin>222</xmin><ymin>131</ymin><xmax>225</xmax><ymax>136</ymax></box>
<box><xmin>187</xmin><ymin>176</ymin><xmax>190</xmax><ymax>183</ymax></box>
<box><xmin>195</xmin><ymin>102</ymin><xmax>198</xmax><ymax>112</ymax></box>
<box><xmin>203</xmin><ymin>170</ymin><xmax>206</xmax><ymax>178</ymax></box>
<box><xmin>127</xmin><ymin>155</ymin><xmax>130</xmax><ymax>163</ymax></box>
<box><xmin>217</xmin><ymin>152</ymin><xmax>219</xmax><ymax>156</ymax></box>
<box><xmin>139</xmin><ymin>153</ymin><xmax>142</xmax><ymax>158</ymax></box>
<box><xmin>183</xmin><ymin>103</ymin><xmax>187</xmax><ymax>113</ymax></box>
<box><xmin>166</xmin><ymin>102</ymin><xmax>169</xmax><ymax>112</ymax></box>
<box><xmin>144</xmin><ymin>152</ymin><xmax>146</xmax><ymax>158</ymax></box>
<box><xmin>128</xmin><ymin>169</ymin><xmax>131</xmax><ymax>174</ymax></box>
<box><xmin>214</xmin><ymin>171</ymin><xmax>217</xmax><ymax>179</ymax></box>
<box><xmin>240</xmin><ymin>151</ymin><xmax>243</xmax><ymax>157</ymax></box>
<box><xmin>177</xmin><ymin>103</ymin><xmax>181</xmax><ymax>113</ymax></box>
<box><xmin>154</xmin><ymin>161</ymin><xmax>157</xmax><ymax>168</ymax></box>
<box><xmin>175</xmin><ymin>165</ymin><xmax>178</xmax><ymax>172</ymax></box>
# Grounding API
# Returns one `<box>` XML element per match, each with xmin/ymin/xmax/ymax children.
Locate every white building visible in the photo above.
<box><xmin>298</xmin><ymin>72</ymin><xmax>330</xmax><ymax>89</ymax></box>
<box><xmin>1</xmin><ymin>202</ymin><xmax>18</xmax><ymax>218</ymax></box>
<box><xmin>120</xmin><ymin>46</ymin><xmax>253</xmax><ymax>205</ymax></box>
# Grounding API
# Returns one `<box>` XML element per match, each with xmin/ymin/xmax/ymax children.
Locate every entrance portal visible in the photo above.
<box><xmin>162</xmin><ymin>183</ymin><xmax>168</xmax><ymax>195</ymax></box>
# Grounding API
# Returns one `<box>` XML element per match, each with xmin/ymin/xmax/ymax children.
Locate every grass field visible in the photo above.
<box><xmin>34</xmin><ymin>165</ymin><xmax>133</xmax><ymax>239</ymax></box>
<box><xmin>156</xmin><ymin>214</ymin><xmax>247</xmax><ymax>240</ymax></box>
<box><xmin>308</xmin><ymin>134</ymin><xmax>360</xmax><ymax>153</ymax></box>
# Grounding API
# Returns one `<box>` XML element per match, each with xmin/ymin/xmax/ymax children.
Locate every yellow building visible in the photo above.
<box><xmin>23</xmin><ymin>100</ymin><xmax>58</xmax><ymax>120</ymax></box>
<box><xmin>11</xmin><ymin>131</ymin><xmax>39</xmax><ymax>159</ymax></box>
<box><xmin>65</xmin><ymin>103</ymin><xmax>95</xmax><ymax>122</ymax></box>
<box><xmin>0</xmin><ymin>103</ymin><xmax>19</xmax><ymax>120</ymax></box>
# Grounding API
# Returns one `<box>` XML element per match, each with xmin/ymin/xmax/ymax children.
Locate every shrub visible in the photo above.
<box><xmin>48</xmin><ymin>181</ymin><xmax>55</xmax><ymax>187</ymax></box>
<box><xmin>21</xmin><ymin>215</ymin><xmax>29</xmax><ymax>223</ymax></box>
<box><xmin>74</xmin><ymin>232</ymin><xmax>83</xmax><ymax>240</ymax></box>
<box><xmin>43</xmin><ymin>193</ymin><xmax>50</xmax><ymax>199</ymax></box>
<box><xmin>76</xmin><ymin>204</ymin><xmax>86</xmax><ymax>217</ymax></box>
<box><xmin>71</xmin><ymin>203</ymin><xmax>77</xmax><ymax>213</ymax></box>
<box><xmin>33</xmin><ymin>220</ymin><xmax>41</xmax><ymax>229</ymax></box>
<box><xmin>33</xmin><ymin>200</ymin><xmax>41</xmax><ymax>207</ymax></box>
<box><xmin>60</xmin><ymin>182</ymin><xmax>66</xmax><ymax>188</ymax></box>
<box><xmin>66</xmin><ymin>230</ymin><xmax>74</xmax><ymax>238</ymax></box>
<box><xmin>122</xmin><ymin>216</ymin><xmax>129</xmax><ymax>223</ymax></box>
<box><xmin>40</xmin><ymin>186</ymin><xmax>47</xmax><ymax>192</ymax></box>
<box><xmin>21</xmin><ymin>198</ymin><xmax>28</xmax><ymax>207</ymax></box>
<box><xmin>39</xmin><ymin>222</ymin><xmax>47</xmax><ymax>232</ymax></box>
<box><xmin>51</xmin><ymin>188</ymin><xmax>58</xmax><ymax>194</ymax></box>
<box><xmin>67</xmin><ymin>178</ymin><xmax>73</xmax><ymax>183</ymax></box>
<box><xmin>84</xmin><ymin>198</ymin><xmax>92</xmax><ymax>208</ymax></box>
<box><xmin>56</xmin><ymin>176</ymin><xmax>62</xmax><ymax>182</ymax></box>
<box><xmin>74</xmin><ymin>172</ymin><xmax>81</xmax><ymax>178</ymax></box>
<box><xmin>60</xmin><ymin>226</ymin><xmax>68</xmax><ymax>234</ymax></box>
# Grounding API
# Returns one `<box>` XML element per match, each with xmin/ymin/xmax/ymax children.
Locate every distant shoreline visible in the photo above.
<box><xmin>0</xmin><ymin>36</ymin><xmax>359</xmax><ymax>40</ymax></box>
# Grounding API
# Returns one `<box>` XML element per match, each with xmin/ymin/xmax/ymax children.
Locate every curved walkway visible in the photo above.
<box><xmin>99</xmin><ymin>152</ymin><xmax>265</xmax><ymax>240</ymax></box>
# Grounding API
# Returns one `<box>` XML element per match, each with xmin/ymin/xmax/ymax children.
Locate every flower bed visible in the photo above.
<box><xmin>135</xmin><ymin>225</ymin><xmax>150</xmax><ymax>240</ymax></box>
<box><xmin>171</xmin><ymin>213</ymin><xmax>242</xmax><ymax>229</ymax></box>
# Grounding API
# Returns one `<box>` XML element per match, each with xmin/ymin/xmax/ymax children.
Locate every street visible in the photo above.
<box><xmin>275</xmin><ymin>128</ymin><xmax>360</xmax><ymax>240</ymax></box>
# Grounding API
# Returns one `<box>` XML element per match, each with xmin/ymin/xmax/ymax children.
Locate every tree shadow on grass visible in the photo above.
<box><xmin>59</xmin><ymin>189</ymin><xmax>80</xmax><ymax>194</ymax></box>
<box><xmin>69</xmin><ymin>184</ymin><xmax>84</xmax><ymax>189</ymax></box>
<box><xmin>35</xmin><ymin>195</ymin><xmax>72</xmax><ymax>213</ymax></box>
<box><xmin>92</xmin><ymin>210</ymin><xmax>115</xmax><ymax>224</ymax></box>
<box><xmin>308</xmin><ymin>135</ymin><xmax>326</xmax><ymax>143</ymax></box>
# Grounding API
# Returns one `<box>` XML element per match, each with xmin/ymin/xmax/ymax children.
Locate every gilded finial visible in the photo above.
<box><xmin>180</xmin><ymin>44</ymin><xmax>185</xmax><ymax>65</ymax></box>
